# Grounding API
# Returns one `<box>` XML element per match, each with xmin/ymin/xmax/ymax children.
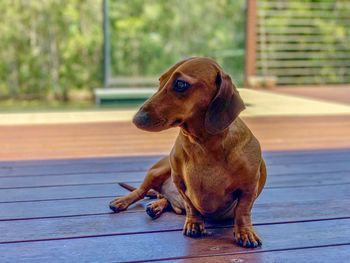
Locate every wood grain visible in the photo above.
<box><xmin>0</xmin><ymin>115</ymin><xmax>350</xmax><ymax>262</ymax></box>
<box><xmin>0</xmin><ymin>115</ymin><xmax>349</xmax><ymax>161</ymax></box>
<box><xmin>1</xmin><ymin>184</ymin><xmax>349</xmax><ymax>220</ymax></box>
<box><xmin>1</xmin><ymin>199</ymin><xmax>350</xmax><ymax>244</ymax></box>
<box><xmin>1</xmin><ymin>219</ymin><xmax>350</xmax><ymax>262</ymax></box>
<box><xmin>174</xmin><ymin>245</ymin><xmax>350</xmax><ymax>263</ymax></box>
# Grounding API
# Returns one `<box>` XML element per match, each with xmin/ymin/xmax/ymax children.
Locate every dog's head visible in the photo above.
<box><xmin>133</xmin><ymin>57</ymin><xmax>245</xmax><ymax>135</ymax></box>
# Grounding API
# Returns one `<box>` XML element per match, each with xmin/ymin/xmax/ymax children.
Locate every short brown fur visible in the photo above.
<box><xmin>109</xmin><ymin>57</ymin><xmax>267</xmax><ymax>248</ymax></box>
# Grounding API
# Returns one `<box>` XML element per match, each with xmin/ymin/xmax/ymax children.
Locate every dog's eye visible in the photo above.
<box><xmin>173</xmin><ymin>79</ymin><xmax>190</xmax><ymax>93</ymax></box>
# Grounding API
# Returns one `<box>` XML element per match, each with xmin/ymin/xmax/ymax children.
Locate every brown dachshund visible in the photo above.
<box><xmin>109</xmin><ymin>57</ymin><xmax>267</xmax><ymax>248</ymax></box>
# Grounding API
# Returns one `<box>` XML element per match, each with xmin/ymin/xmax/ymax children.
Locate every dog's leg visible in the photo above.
<box><xmin>233</xmin><ymin>185</ymin><xmax>262</xmax><ymax>248</ymax></box>
<box><xmin>109</xmin><ymin>156</ymin><xmax>171</xmax><ymax>213</ymax></box>
<box><xmin>146</xmin><ymin>197</ymin><xmax>170</xmax><ymax>219</ymax></box>
<box><xmin>257</xmin><ymin>159</ymin><xmax>267</xmax><ymax>197</ymax></box>
<box><xmin>172</xmin><ymin>173</ymin><xmax>206</xmax><ymax>238</ymax></box>
<box><xmin>145</xmin><ymin>175</ymin><xmax>186</xmax><ymax>219</ymax></box>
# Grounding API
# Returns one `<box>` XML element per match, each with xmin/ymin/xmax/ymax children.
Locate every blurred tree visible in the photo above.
<box><xmin>0</xmin><ymin>0</ymin><xmax>102</xmax><ymax>100</ymax></box>
<box><xmin>0</xmin><ymin>0</ymin><xmax>349</xmax><ymax>100</ymax></box>
<box><xmin>0</xmin><ymin>0</ymin><xmax>246</xmax><ymax>100</ymax></box>
<box><xmin>109</xmin><ymin>0</ymin><xmax>246</xmax><ymax>82</ymax></box>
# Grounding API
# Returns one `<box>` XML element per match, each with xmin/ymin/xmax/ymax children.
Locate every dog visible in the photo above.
<box><xmin>109</xmin><ymin>57</ymin><xmax>267</xmax><ymax>248</ymax></box>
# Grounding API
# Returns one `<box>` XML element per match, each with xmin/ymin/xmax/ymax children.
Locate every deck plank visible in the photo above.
<box><xmin>0</xmin><ymin>169</ymin><xmax>348</xmax><ymax>189</ymax></box>
<box><xmin>0</xmin><ymin>115</ymin><xmax>349</xmax><ymax>262</ymax></box>
<box><xmin>1</xmin><ymin>184</ymin><xmax>349</xmax><ymax>220</ymax></box>
<box><xmin>1</xmin><ymin>149</ymin><xmax>350</xmax><ymax>177</ymax></box>
<box><xmin>270</xmin><ymin>86</ymin><xmax>350</xmax><ymax>105</ymax></box>
<box><xmin>1</xmin><ymin>152</ymin><xmax>349</xmax><ymax>178</ymax></box>
<box><xmin>1</xmin><ymin>219</ymin><xmax>350</xmax><ymax>262</ymax></box>
<box><xmin>172</xmin><ymin>244</ymin><xmax>350</xmax><ymax>263</ymax></box>
<box><xmin>1</xmin><ymin>199</ymin><xmax>350</xmax><ymax>243</ymax></box>
<box><xmin>1</xmin><ymin>180</ymin><xmax>349</xmax><ymax>203</ymax></box>
<box><xmin>0</xmin><ymin>116</ymin><xmax>350</xmax><ymax>160</ymax></box>
<box><xmin>1</xmin><ymin>148</ymin><xmax>350</xmax><ymax>166</ymax></box>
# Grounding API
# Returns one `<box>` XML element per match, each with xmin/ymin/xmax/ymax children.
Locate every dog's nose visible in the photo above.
<box><xmin>133</xmin><ymin>111</ymin><xmax>152</xmax><ymax>128</ymax></box>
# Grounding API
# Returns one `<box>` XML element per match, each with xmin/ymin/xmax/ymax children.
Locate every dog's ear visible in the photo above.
<box><xmin>205</xmin><ymin>71</ymin><xmax>245</xmax><ymax>135</ymax></box>
<box><xmin>159</xmin><ymin>57</ymin><xmax>196</xmax><ymax>85</ymax></box>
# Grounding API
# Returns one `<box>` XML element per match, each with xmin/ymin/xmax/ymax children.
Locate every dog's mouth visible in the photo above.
<box><xmin>170</xmin><ymin>118</ymin><xmax>183</xmax><ymax>127</ymax></box>
<box><xmin>133</xmin><ymin>110</ymin><xmax>183</xmax><ymax>131</ymax></box>
<box><xmin>133</xmin><ymin>111</ymin><xmax>168</xmax><ymax>131</ymax></box>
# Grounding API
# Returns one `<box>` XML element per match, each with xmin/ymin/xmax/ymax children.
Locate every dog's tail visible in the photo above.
<box><xmin>118</xmin><ymin>182</ymin><xmax>158</xmax><ymax>199</ymax></box>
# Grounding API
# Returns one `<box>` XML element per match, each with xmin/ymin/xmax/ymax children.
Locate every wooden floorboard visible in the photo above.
<box><xmin>1</xmin><ymin>174</ymin><xmax>350</xmax><ymax>203</ymax></box>
<box><xmin>270</xmin><ymin>86</ymin><xmax>350</xmax><ymax>105</ymax></box>
<box><xmin>1</xmin><ymin>219</ymin><xmax>350</xmax><ymax>262</ymax></box>
<box><xmin>1</xmin><ymin>183</ymin><xmax>349</xmax><ymax>220</ymax></box>
<box><xmin>0</xmin><ymin>169</ymin><xmax>348</xmax><ymax>189</ymax></box>
<box><xmin>1</xmin><ymin>149</ymin><xmax>350</xmax><ymax>177</ymax></box>
<box><xmin>0</xmin><ymin>115</ymin><xmax>350</xmax><ymax>262</ymax></box>
<box><xmin>0</xmin><ymin>115</ymin><xmax>349</xmax><ymax>160</ymax></box>
<box><xmin>174</xmin><ymin>244</ymin><xmax>350</xmax><ymax>263</ymax></box>
<box><xmin>1</xmin><ymin>148</ymin><xmax>350</xmax><ymax>167</ymax></box>
<box><xmin>1</xmin><ymin>199</ymin><xmax>350</xmax><ymax>244</ymax></box>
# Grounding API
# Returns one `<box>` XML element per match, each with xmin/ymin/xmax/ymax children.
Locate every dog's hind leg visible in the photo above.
<box><xmin>109</xmin><ymin>156</ymin><xmax>171</xmax><ymax>213</ymax></box>
<box><xmin>145</xmin><ymin>179</ymin><xmax>186</xmax><ymax>219</ymax></box>
<box><xmin>146</xmin><ymin>197</ymin><xmax>170</xmax><ymax>219</ymax></box>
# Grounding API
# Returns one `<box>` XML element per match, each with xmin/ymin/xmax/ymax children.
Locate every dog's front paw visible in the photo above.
<box><xmin>109</xmin><ymin>196</ymin><xmax>132</xmax><ymax>213</ymax></box>
<box><xmin>233</xmin><ymin>225</ymin><xmax>262</xmax><ymax>248</ymax></box>
<box><xmin>183</xmin><ymin>217</ymin><xmax>206</xmax><ymax>238</ymax></box>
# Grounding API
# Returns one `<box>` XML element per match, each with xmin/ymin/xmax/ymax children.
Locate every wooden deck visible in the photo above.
<box><xmin>1</xmin><ymin>115</ymin><xmax>350</xmax><ymax>262</ymax></box>
<box><xmin>270</xmin><ymin>86</ymin><xmax>350</xmax><ymax>105</ymax></box>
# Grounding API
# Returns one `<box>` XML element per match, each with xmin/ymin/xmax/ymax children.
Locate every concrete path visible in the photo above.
<box><xmin>0</xmin><ymin>89</ymin><xmax>350</xmax><ymax>125</ymax></box>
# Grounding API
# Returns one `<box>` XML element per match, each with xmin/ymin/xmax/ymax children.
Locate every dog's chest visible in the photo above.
<box><xmin>185</xmin><ymin>163</ymin><xmax>229</xmax><ymax>188</ymax></box>
<box><xmin>183</xmin><ymin>161</ymin><xmax>234</xmax><ymax>214</ymax></box>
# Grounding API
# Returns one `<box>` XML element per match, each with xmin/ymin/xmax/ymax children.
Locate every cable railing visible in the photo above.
<box><xmin>246</xmin><ymin>0</ymin><xmax>350</xmax><ymax>86</ymax></box>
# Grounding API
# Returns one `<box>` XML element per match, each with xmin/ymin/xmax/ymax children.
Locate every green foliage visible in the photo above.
<box><xmin>0</xmin><ymin>0</ymin><xmax>102</xmax><ymax>100</ymax></box>
<box><xmin>109</xmin><ymin>0</ymin><xmax>246</xmax><ymax>83</ymax></box>
<box><xmin>0</xmin><ymin>0</ymin><xmax>246</xmax><ymax>100</ymax></box>
<box><xmin>1</xmin><ymin>0</ymin><xmax>349</xmax><ymax>99</ymax></box>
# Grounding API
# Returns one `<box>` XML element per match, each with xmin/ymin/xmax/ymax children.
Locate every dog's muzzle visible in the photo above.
<box><xmin>133</xmin><ymin>111</ymin><xmax>152</xmax><ymax>129</ymax></box>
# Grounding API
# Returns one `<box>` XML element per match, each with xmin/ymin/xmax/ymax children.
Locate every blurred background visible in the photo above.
<box><xmin>0</xmin><ymin>0</ymin><xmax>349</xmax><ymax>111</ymax></box>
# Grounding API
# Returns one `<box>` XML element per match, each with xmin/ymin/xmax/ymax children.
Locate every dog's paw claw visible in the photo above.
<box><xmin>234</xmin><ymin>226</ymin><xmax>262</xmax><ymax>248</ymax></box>
<box><xmin>146</xmin><ymin>204</ymin><xmax>160</xmax><ymax>219</ymax></box>
<box><xmin>145</xmin><ymin>200</ymin><xmax>169</xmax><ymax>219</ymax></box>
<box><xmin>109</xmin><ymin>204</ymin><xmax>119</xmax><ymax>213</ymax></box>
<box><xmin>183</xmin><ymin>219</ymin><xmax>206</xmax><ymax>238</ymax></box>
<box><xmin>109</xmin><ymin>197</ymin><xmax>130</xmax><ymax>213</ymax></box>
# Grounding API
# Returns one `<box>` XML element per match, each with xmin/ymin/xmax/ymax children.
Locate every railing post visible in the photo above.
<box><xmin>102</xmin><ymin>0</ymin><xmax>110</xmax><ymax>89</ymax></box>
<box><xmin>245</xmin><ymin>0</ymin><xmax>257</xmax><ymax>87</ymax></box>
